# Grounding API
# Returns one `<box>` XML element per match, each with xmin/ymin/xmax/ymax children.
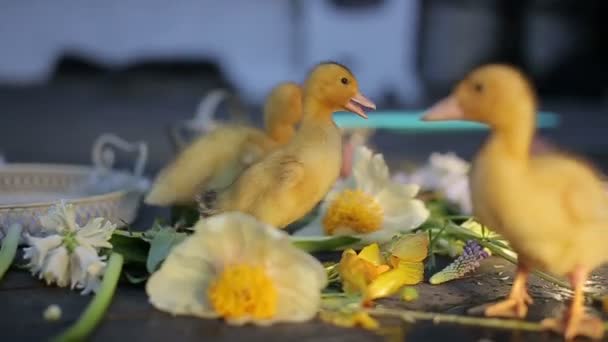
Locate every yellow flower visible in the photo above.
<box><xmin>365</xmin><ymin>232</ymin><xmax>428</xmax><ymax>301</ymax></box>
<box><xmin>338</xmin><ymin>244</ymin><xmax>391</xmax><ymax>294</ymax></box>
<box><xmin>146</xmin><ymin>212</ymin><xmax>327</xmax><ymax>325</ymax></box>
<box><xmin>386</xmin><ymin>231</ymin><xmax>430</xmax><ymax>267</ymax></box>
<box><xmin>338</xmin><ymin>232</ymin><xmax>428</xmax><ymax>302</ymax></box>
<box><xmin>297</xmin><ymin>146</ymin><xmax>430</xmax><ymax>244</ymax></box>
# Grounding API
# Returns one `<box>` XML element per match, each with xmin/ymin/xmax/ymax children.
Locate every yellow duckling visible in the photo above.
<box><xmin>199</xmin><ymin>62</ymin><xmax>375</xmax><ymax>228</ymax></box>
<box><xmin>423</xmin><ymin>64</ymin><xmax>608</xmax><ymax>340</ymax></box>
<box><xmin>145</xmin><ymin>82</ymin><xmax>303</xmax><ymax>206</ymax></box>
<box><xmin>264</xmin><ymin>82</ymin><xmax>302</xmax><ymax>144</ymax></box>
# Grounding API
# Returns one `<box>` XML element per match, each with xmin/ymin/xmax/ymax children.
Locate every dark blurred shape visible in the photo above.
<box><xmin>330</xmin><ymin>0</ymin><xmax>385</xmax><ymax>9</ymax></box>
<box><xmin>50</xmin><ymin>55</ymin><xmax>108</xmax><ymax>80</ymax></box>
<box><xmin>418</xmin><ymin>0</ymin><xmax>608</xmax><ymax>99</ymax></box>
<box><xmin>524</xmin><ymin>0</ymin><xmax>608</xmax><ymax>97</ymax></box>
<box><xmin>418</xmin><ymin>0</ymin><xmax>507</xmax><ymax>97</ymax></box>
<box><xmin>51</xmin><ymin>54</ymin><xmax>229</xmax><ymax>89</ymax></box>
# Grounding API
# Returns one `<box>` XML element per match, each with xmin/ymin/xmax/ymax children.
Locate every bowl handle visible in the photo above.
<box><xmin>91</xmin><ymin>133</ymin><xmax>148</xmax><ymax>177</ymax></box>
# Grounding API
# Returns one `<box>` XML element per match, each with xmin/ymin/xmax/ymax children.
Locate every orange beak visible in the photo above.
<box><xmin>344</xmin><ymin>92</ymin><xmax>375</xmax><ymax>119</ymax></box>
<box><xmin>421</xmin><ymin>96</ymin><xmax>464</xmax><ymax>121</ymax></box>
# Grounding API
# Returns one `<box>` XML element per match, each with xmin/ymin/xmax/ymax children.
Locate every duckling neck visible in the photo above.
<box><xmin>300</xmin><ymin>99</ymin><xmax>337</xmax><ymax>126</ymax></box>
<box><xmin>292</xmin><ymin>99</ymin><xmax>341</xmax><ymax>149</ymax></box>
<box><xmin>267</xmin><ymin>123</ymin><xmax>296</xmax><ymax>144</ymax></box>
<box><xmin>489</xmin><ymin>116</ymin><xmax>535</xmax><ymax>163</ymax></box>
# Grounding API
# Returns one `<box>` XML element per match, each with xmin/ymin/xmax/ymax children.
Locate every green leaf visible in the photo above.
<box><xmin>146</xmin><ymin>228</ymin><xmax>188</xmax><ymax>273</ymax></box>
<box><xmin>291</xmin><ymin>235</ymin><xmax>360</xmax><ymax>253</ymax></box>
<box><xmin>0</xmin><ymin>224</ymin><xmax>23</xmax><ymax>281</ymax></box>
<box><xmin>109</xmin><ymin>234</ymin><xmax>149</xmax><ymax>266</ymax></box>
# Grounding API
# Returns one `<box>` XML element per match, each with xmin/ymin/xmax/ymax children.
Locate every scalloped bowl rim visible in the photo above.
<box><xmin>0</xmin><ymin>163</ymin><xmax>146</xmax><ymax>210</ymax></box>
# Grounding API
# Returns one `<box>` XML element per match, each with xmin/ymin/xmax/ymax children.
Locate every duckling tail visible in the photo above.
<box><xmin>196</xmin><ymin>190</ymin><xmax>219</xmax><ymax>217</ymax></box>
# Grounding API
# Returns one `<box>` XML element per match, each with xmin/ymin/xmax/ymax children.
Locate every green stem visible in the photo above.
<box><xmin>291</xmin><ymin>236</ymin><xmax>360</xmax><ymax>252</ymax></box>
<box><xmin>0</xmin><ymin>224</ymin><xmax>23</xmax><ymax>281</ymax></box>
<box><xmin>476</xmin><ymin>240</ymin><xmax>571</xmax><ymax>290</ymax></box>
<box><xmin>367</xmin><ymin>307</ymin><xmax>543</xmax><ymax>331</ymax></box>
<box><xmin>368</xmin><ymin>307</ymin><xmax>608</xmax><ymax>330</ymax></box>
<box><xmin>52</xmin><ymin>253</ymin><xmax>124</xmax><ymax>342</ymax></box>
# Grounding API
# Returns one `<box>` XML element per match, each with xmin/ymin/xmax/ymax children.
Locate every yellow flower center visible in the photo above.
<box><xmin>323</xmin><ymin>189</ymin><xmax>384</xmax><ymax>235</ymax></box>
<box><xmin>208</xmin><ymin>264</ymin><xmax>277</xmax><ymax>320</ymax></box>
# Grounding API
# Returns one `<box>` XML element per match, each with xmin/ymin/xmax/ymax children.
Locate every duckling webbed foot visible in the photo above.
<box><xmin>541</xmin><ymin>267</ymin><xmax>604</xmax><ymax>340</ymax></box>
<box><xmin>484</xmin><ymin>266</ymin><xmax>532</xmax><ymax>319</ymax></box>
<box><xmin>541</xmin><ymin>314</ymin><xmax>604</xmax><ymax>340</ymax></box>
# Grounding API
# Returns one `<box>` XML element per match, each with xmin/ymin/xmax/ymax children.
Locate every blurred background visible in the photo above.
<box><xmin>0</xmin><ymin>0</ymin><xmax>606</xmax><ymax>174</ymax></box>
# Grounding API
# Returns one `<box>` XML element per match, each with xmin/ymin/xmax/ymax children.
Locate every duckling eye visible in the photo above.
<box><xmin>341</xmin><ymin>77</ymin><xmax>349</xmax><ymax>85</ymax></box>
<box><xmin>473</xmin><ymin>82</ymin><xmax>484</xmax><ymax>93</ymax></box>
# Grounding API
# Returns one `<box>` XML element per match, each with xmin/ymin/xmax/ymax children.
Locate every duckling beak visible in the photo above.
<box><xmin>422</xmin><ymin>96</ymin><xmax>464</xmax><ymax>121</ymax></box>
<box><xmin>345</xmin><ymin>92</ymin><xmax>375</xmax><ymax>119</ymax></box>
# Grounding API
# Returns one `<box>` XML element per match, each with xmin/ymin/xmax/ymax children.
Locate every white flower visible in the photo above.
<box><xmin>146</xmin><ymin>212</ymin><xmax>327</xmax><ymax>325</ymax></box>
<box><xmin>297</xmin><ymin>146</ymin><xmax>430</xmax><ymax>244</ymax></box>
<box><xmin>23</xmin><ymin>201</ymin><xmax>115</xmax><ymax>294</ymax></box>
<box><xmin>400</xmin><ymin>152</ymin><xmax>472</xmax><ymax>214</ymax></box>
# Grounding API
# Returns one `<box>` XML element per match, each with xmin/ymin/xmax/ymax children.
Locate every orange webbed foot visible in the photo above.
<box><xmin>485</xmin><ymin>266</ymin><xmax>533</xmax><ymax>319</ymax></box>
<box><xmin>484</xmin><ymin>291</ymin><xmax>533</xmax><ymax>319</ymax></box>
<box><xmin>541</xmin><ymin>266</ymin><xmax>606</xmax><ymax>340</ymax></box>
<box><xmin>541</xmin><ymin>314</ymin><xmax>604</xmax><ymax>340</ymax></box>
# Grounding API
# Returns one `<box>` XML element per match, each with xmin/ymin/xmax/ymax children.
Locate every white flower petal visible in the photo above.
<box><xmin>352</xmin><ymin>148</ymin><xmax>390</xmax><ymax>195</ymax></box>
<box><xmin>76</xmin><ymin>218</ymin><xmax>116</xmax><ymax>249</ymax></box>
<box><xmin>382</xmin><ymin>199</ymin><xmax>430</xmax><ymax>230</ymax></box>
<box><xmin>430</xmin><ymin>152</ymin><xmax>469</xmax><ymax>175</ymax></box>
<box><xmin>146</xmin><ymin>212</ymin><xmax>326</xmax><ymax>324</ymax></box>
<box><xmin>70</xmin><ymin>245</ymin><xmax>106</xmax><ymax>294</ymax></box>
<box><xmin>242</xmin><ymin>224</ymin><xmax>326</xmax><ymax>324</ymax></box>
<box><xmin>354</xmin><ymin>229</ymin><xmax>397</xmax><ymax>245</ymax></box>
<box><xmin>146</xmin><ymin>223</ymin><xmax>221</xmax><ymax>318</ymax></box>
<box><xmin>39</xmin><ymin>201</ymin><xmax>78</xmax><ymax>234</ymax></box>
<box><xmin>443</xmin><ymin>177</ymin><xmax>472</xmax><ymax>214</ymax></box>
<box><xmin>408</xmin><ymin>166</ymin><xmax>441</xmax><ymax>189</ymax></box>
<box><xmin>81</xmin><ymin>258</ymin><xmax>106</xmax><ymax>295</ymax></box>
<box><xmin>375</xmin><ymin>185</ymin><xmax>420</xmax><ymax>216</ymax></box>
<box><xmin>350</xmin><ymin>200</ymin><xmax>429</xmax><ymax>244</ymax></box>
<box><xmin>24</xmin><ymin>201</ymin><xmax>116</xmax><ymax>294</ymax></box>
<box><xmin>23</xmin><ymin>234</ymin><xmax>64</xmax><ymax>273</ymax></box>
<box><xmin>41</xmin><ymin>246</ymin><xmax>70</xmax><ymax>287</ymax></box>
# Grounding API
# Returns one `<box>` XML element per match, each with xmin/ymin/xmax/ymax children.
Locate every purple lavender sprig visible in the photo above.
<box><xmin>429</xmin><ymin>240</ymin><xmax>489</xmax><ymax>285</ymax></box>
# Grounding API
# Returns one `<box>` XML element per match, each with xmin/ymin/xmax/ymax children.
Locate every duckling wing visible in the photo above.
<box><xmin>274</xmin><ymin>154</ymin><xmax>305</xmax><ymax>187</ymax></box>
<box><xmin>530</xmin><ymin>154</ymin><xmax>608</xmax><ymax>225</ymax></box>
<box><xmin>145</xmin><ymin>126</ymin><xmax>274</xmax><ymax>206</ymax></box>
<box><xmin>225</xmin><ymin>152</ymin><xmax>304</xmax><ymax>206</ymax></box>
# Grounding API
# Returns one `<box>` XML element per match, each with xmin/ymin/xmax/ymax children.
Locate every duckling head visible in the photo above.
<box><xmin>263</xmin><ymin>82</ymin><xmax>303</xmax><ymax>144</ymax></box>
<box><xmin>422</xmin><ymin>64</ymin><xmax>537</xmax><ymax>130</ymax></box>
<box><xmin>304</xmin><ymin>62</ymin><xmax>375</xmax><ymax>119</ymax></box>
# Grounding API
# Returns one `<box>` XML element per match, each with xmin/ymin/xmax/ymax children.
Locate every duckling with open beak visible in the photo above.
<box><xmin>144</xmin><ymin>82</ymin><xmax>304</xmax><ymax>206</ymax></box>
<box><xmin>198</xmin><ymin>62</ymin><xmax>375</xmax><ymax>229</ymax></box>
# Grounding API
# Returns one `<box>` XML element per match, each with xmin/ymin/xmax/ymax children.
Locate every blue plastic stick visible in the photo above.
<box><xmin>333</xmin><ymin>111</ymin><xmax>559</xmax><ymax>131</ymax></box>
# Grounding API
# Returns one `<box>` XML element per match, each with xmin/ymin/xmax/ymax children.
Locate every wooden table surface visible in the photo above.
<box><xmin>2</xmin><ymin>205</ymin><xmax>607</xmax><ymax>342</ymax></box>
